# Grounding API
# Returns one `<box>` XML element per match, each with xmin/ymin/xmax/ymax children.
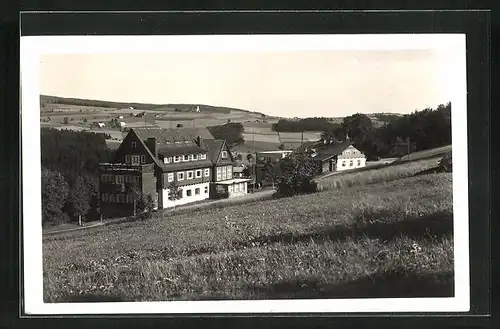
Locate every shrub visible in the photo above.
<box><xmin>274</xmin><ymin>150</ymin><xmax>318</xmax><ymax>198</ymax></box>
<box><xmin>438</xmin><ymin>152</ymin><xmax>452</xmax><ymax>173</ymax></box>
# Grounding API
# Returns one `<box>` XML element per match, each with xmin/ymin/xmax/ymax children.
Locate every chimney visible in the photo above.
<box><xmin>145</xmin><ymin>138</ymin><xmax>158</xmax><ymax>158</ymax></box>
<box><xmin>195</xmin><ymin>136</ymin><xmax>202</xmax><ymax>147</ymax></box>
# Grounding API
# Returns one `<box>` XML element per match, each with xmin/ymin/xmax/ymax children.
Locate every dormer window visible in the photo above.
<box><xmin>131</xmin><ymin>141</ymin><xmax>137</xmax><ymax>148</ymax></box>
<box><xmin>183</xmin><ymin>155</ymin><xmax>189</xmax><ymax>161</ymax></box>
<box><xmin>200</xmin><ymin>154</ymin><xmax>207</xmax><ymax>160</ymax></box>
<box><xmin>221</xmin><ymin>151</ymin><xmax>228</xmax><ymax>159</ymax></box>
<box><xmin>174</xmin><ymin>155</ymin><xmax>181</xmax><ymax>163</ymax></box>
<box><xmin>164</xmin><ymin>157</ymin><xmax>172</xmax><ymax>164</ymax></box>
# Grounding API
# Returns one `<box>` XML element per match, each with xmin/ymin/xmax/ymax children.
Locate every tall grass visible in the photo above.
<box><xmin>43</xmin><ymin>173</ymin><xmax>453</xmax><ymax>302</ymax></box>
<box><xmin>317</xmin><ymin>157</ymin><xmax>440</xmax><ymax>192</ymax></box>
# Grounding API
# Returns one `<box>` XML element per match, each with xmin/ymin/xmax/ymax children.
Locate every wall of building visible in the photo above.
<box><xmin>336</xmin><ymin>156</ymin><xmax>366</xmax><ymax>171</ymax></box>
<box><xmin>227</xmin><ymin>181</ymin><xmax>248</xmax><ymax>197</ymax></box>
<box><xmin>162</xmin><ymin>181</ymin><xmax>210</xmax><ymax>208</ymax></box>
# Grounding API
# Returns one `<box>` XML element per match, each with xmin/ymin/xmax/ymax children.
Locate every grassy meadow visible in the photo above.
<box><xmin>43</xmin><ymin>167</ymin><xmax>453</xmax><ymax>302</ymax></box>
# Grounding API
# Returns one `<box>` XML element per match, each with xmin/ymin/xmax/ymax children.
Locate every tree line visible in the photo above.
<box><xmin>41</xmin><ymin>128</ymin><xmax>115</xmax><ymax>226</ymax></box>
<box><xmin>321</xmin><ymin>102</ymin><xmax>452</xmax><ymax>159</ymax></box>
<box><xmin>272</xmin><ymin>117</ymin><xmax>342</xmax><ymax>132</ymax></box>
<box><xmin>207</xmin><ymin>122</ymin><xmax>245</xmax><ymax>146</ymax></box>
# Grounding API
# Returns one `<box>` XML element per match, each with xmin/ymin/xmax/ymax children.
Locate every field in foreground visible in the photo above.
<box><xmin>43</xmin><ymin>173</ymin><xmax>453</xmax><ymax>302</ymax></box>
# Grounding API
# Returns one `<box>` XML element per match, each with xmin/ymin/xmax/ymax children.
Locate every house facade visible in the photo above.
<box><xmin>307</xmin><ymin>141</ymin><xmax>367</xmax><ymax>174</ymax></box>
<box><xmin>204</xmin><ymin>139</ymin><xmax>251</xmax><ymax>198</ymax></box>
<box><xmin>99</xmin><ymin>127</ymin><xmax>248</xmax><ymax>218</ymax></box>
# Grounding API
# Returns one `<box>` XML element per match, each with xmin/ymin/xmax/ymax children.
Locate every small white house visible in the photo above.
<box><xmin>119</xmin><ymin>121</ymin><xmax>126</xmax><ymax>127</ymax></box>
<box><xmin>96</xmin><ymin>122</ymin><xmax>105</xmax><ymax>128</ymax></box>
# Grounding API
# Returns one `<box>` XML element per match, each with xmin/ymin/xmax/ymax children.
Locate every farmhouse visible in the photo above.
<box><xmin>308</xmin><ymin>140</ymin><xmax>366</xmax><ymax>174</ymax></box>
<box><xmin>99</xmin><ymin>127</ymin><xmax>249</xmax><ymax>218</ymax></box>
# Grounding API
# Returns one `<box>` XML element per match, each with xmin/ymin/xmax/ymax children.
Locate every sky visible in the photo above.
<box><xmin>40</xmin><ymin>50</ymin><xmax>454</xmax><ymax>118</ymax></box>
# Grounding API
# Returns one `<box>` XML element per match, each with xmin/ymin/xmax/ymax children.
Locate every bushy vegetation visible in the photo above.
<box><xmin>207</xmin><ymin>122</ymin><xmax>245</xmax><ymax>146</ymax></box>
<box><xmin>41</xmin><ymin>128</ymin><xmax>114</xmax><ymax>226</ymax></box>
<box><xmin>274</xmin><ymin>150</ymin><xmax>318</xmax><ymax>198</ymax></box>
<box><xmin>43</xmin><ymin>173</ymin><xmax>453</xmax><ymax>302</ymax></box>
<box><xmin>272</xmin><ymin>117</ymin><xmax>341</xmax><ymax>132</ymax></box>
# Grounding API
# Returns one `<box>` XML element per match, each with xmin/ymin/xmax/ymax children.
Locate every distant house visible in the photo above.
<box><xmin>119</xmin><ymin>121</ymin><xmax>126</xmax><ymax>127</ymax></box>
<box><xmin>307</xmin><ymin>140</ymin><xmax>366</xmax><ymax>174</ymax></box>
<box><xmin>92</xmin><ymin>122</ymin><xmax>106</xmax><ymax>128</ymax></box>
<box><xmin>232</xmin><ymin>165</ymin><xmax>246</xmax><ymax>178</ymax></box>
<box><xmin>255</xmin><ymin>150</ymin><xmax>292</xmax><ymax>164</ymax></box>
<box><xmin>118</xmin><ymin>115</ymin><xmax>124</xmax><ymax>119</ymax></box>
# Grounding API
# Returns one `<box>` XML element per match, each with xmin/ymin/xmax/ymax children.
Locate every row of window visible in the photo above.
<box><xmin>125</xmin><ymin>154</ymin><xmax>146</xmax><ymax>165</ymax></box>
<box><xmin>343</xmin><ymin>149</ymin><xmax>361</xmax><ymax>156</ymax></box>
<box><xmin>164</xmin><ymin>153</ymin><xmax>207</xmax><ymax>164</ymax></box>
<box><xmin>341</xmin><ymin>159</ymin><xmax>362</xmax><ymax>167</ymax></box>
<box><xmin>168</xmin><ymin>168</ymin><xmax>210</xmax><ymax>182</ymax></box>
<box><xmin>228</xmin><ymin>182</ymin><xmax>246</xmax><ymax>193</ymax></box>
<box><xmin>181</xmin><ymin>185</ymin><xmax>209</xmax><ymax>197</ymax></box>
<box><xmin>101</xmin><ymin>193</ymin><xmax>134</xmax><ymax>203</ymax></box>
<box><xmin>101</xmin><ymin>174</ymin><xmax>140</xmax><ymax>184</ymax></box>
<box><xmin>216</xmin><ymin>165</ymin><xmax>233</xmax><ymax>181</ymax></box>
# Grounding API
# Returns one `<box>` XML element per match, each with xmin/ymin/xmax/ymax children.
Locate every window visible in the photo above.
<box><xmin>141</xmin><ymin>155</ymin><xmax>146</xmax><ymax>164</ymax></box>
<box><xmin>131</xmin><ymin>141</ymin><xmax>137</xmax><ymax>148</ymax></box>
<box><xmin>134</xmin><ymin>176</ymin><xmax>140</xmax><ymax>184</ymax></box>
<box><xmin>234</xmin><ymin>184</ymin><xmax>239</xmax><ymax>192</ymax></box>
<box><xmin>126</xmin><ymin>194</ymin><xmax>133</xmax><ymax>203</ymax></box>
<box><xmin>164</xmin><ymin>157</ymin><xmax>172</xmax><ymax>164</ymax></box>
<box><xmin>189</xmin><ymin>154</ymin><xmax>195</xmax><ymax>161</ymax></box>
<box><xmin>204</xmin><ymin>168</ymin><xmax>210</xmax><ymax>177</ymax></box>
<box><xmin>195</xmin><ymin>188</ymin><xmax>200</xmax><ymax>195</ymax></box>
<box><xmin>228</xmin><ymin>185</ymin><xmax>233</xmax><ymax>193</ymax></box>
<box><xmin>204</xmin><ymin>186</ymin><xmax>209</xmax><ymax>194</ymax></box>
<box><xmin>183</xmin><ymin>155</ymin><xmax>190</xmax><ymax>161</ymax></box>
<box><xmin>216</xmin><ymin>167</ymin><xmax>222</xmax><ymax>181</ymax></box>
<box><xmin>186</xmin><ymin>189</ymin><xmax>192</xmax><ymax>197</ymax></box>
<box><xmin>227</xmin><ymin>166</ymin><xmax>232</xmax><ymax>177</ymax></box>
<box><xmin>349</xmin><ymin>160</ymin><xmax>353</xmax><ymax>167</ymax></box>
<box><xmin>101</xmin><ymin>193</ymin><xmax>106</xmax><ymax>202</ymax></box>
<box><xmin>109</xmin><ymin>194</ymin><xmax>115</xmax><ymax>203</ymax></box>
<box><xmin>125</xmin><ymin>154</ymin><xmax>131</xmax><ymax>164</ymax></box>
<box><xmin>195</xmin><ymin>170</ymin><xmax>202</xmax><ymax>178</ymax></box>
<box><xmin>200</xmin><ymin>154</ymin><xmax>207</xmax><ymax>160</ymax></box>
<box><xmin>116</xmin><ymin>175</ymin><xmax>124</xmax><ymax>184</ymax></box>
<box><xmin>167</xmin><ymin>173</ymin><xmax>174</xmax><ymax>182</ymax></box>
<box><xmin>221</xmin><ymin>150</ymin><xmax>228</xmax><ymax>159</ymax></box>
<box><xmin>357</xmin><ymin>160</ymin><xmax>361</xmax><ymax>166</ymax></box>
<box><xmin>187</xmin><ymin>171</ymin><xmax>194</xmax><ymax>179</ymax></box>
<box><xmin>174</xmin><ymin>155</ymin><xmax>181</xmax><ymax>163</ymax></box>
<box><xmin>177</xmin><ymin>172</ymin><xmax>184</xmax><ymax>181</ymax></box>
<box><xmin>342</xmin><ymin>161</ymin><xmax>346</xmax><ymax>167</ymax></box>
<box><xmin>195</xmin><ymin>154</ymin><xmax>200</xmax><ymax>160</ymax></box>
<box><xmin>131</xmin><ymin>155</ymin><xmax>140</xmax><ymax>165</ymax></box>
<box><xmin>222</xmin><ymin>166</ymin><xmax>227</xmax><ymax>180</ymax></box>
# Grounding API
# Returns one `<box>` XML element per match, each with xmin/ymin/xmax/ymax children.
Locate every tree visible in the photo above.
<box><xmin>246</xmin><ymin>153</ymin><xmax>254</xmax><ymax>163</ymax></box>
<box><xmin>41</xmin><ymin>168</ymin><xmax>70</xmax><ymax>225</ymax></box>
<box><xmin>167</xmin><ymin>181</ymin><xmax>183</xmax><ymax>209</ymax></box>
<box><xmin>263</xmin><ymin>162</ymin><xmax>276</xmax><ymax>188</ymax></box>
<box><xmin>63</xmin><ymin>117</ymin><xmax>69</xmax><ymax>124</ymax></box>
<box><xmin>274</xmin><ymin>149</ymin><xmax>318</xmax><ymax>198</ymax></box>
<box><xmin>207</xmin><ymin>122</ymin><xmax>245</xmax><ymax>146</ymax></box>
<box><xmin>67</xmin><ymin>175</ymin><xmax>91</xmax><ymax>226</ymax></box>
<box><xmin>342</xmin><ymin>113</ymin><xmax>374</xmax><ymax>142</ymax></box>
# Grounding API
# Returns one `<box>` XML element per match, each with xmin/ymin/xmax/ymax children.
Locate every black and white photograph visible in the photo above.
<box><xmin>21</xmin><ymin>33</ymin><xmax>470</xmax><ymax>314</ymax></box>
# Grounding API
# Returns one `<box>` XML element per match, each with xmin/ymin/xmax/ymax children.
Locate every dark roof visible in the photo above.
<box><xmin>203</xmin><ymin>139</ymin><xmax>225</xmax><ymax>164</ymax></box>
<box><xmin>314</xmin><ymin>140</ymin><xmax>354</xmax><ymax>156</ymax></box>
<box><xmin>161</xmin><ymin>160</ymin><xmax>214</xmax><ymax>172</ymax></box>
<box><xmin>132</xmin><ymin>127</ymin><xmax>214</xmax><ymax>144</ymax></box>
<box><xmin>311</xmin><ymin>153</ymin><xmax>336</xmax><ymax>161</ymax></box>
<box><xmin>158</xmin><ymin>144</ymin><xmax>207</xmax><ymax>157</ymax></box>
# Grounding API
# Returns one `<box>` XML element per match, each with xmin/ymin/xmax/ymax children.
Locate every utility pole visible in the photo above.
<box><xmin>407</xmin><ymin>137</ymin><xmax>410</xmax><ymax>161</ymax></box>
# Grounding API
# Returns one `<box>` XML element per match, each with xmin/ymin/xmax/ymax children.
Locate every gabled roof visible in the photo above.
<box><xmin>132</xmin><ymin>127</ymin><xmax>214</xmax><ymax>144</ymax></box>
<box><xmin>315</xmin><ymin>140</ymin><xmax>354</xmax><ymax>156</ymax></box>
<box><xmin>203</xmin><ymin>139</ymin><xmax>225</xmax><ymax>164</ymax></box>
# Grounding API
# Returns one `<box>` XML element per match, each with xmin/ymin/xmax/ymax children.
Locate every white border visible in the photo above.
<box><xmin>21</xmin><ymin>34</ymin><xmax>469</xmax><ymax>315</ymax></box>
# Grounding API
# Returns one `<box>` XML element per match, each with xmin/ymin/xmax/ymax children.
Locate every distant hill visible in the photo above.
<box><xmin>40</xmin><ymin>95</ymin><xmax>267</xmax><ymax>116</ymax></box>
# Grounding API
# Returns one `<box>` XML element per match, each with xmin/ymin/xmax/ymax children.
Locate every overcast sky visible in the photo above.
<box><xmin>40</xmin><ymin>50</ymin><xmax>453</xmax><ymax>118</ymax></box>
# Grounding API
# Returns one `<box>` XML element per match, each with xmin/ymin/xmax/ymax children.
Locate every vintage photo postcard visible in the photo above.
<box><xmin>20</xmin><ymin>33</ymin><xmax>469</xmax><ymax>314</ymax></box>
